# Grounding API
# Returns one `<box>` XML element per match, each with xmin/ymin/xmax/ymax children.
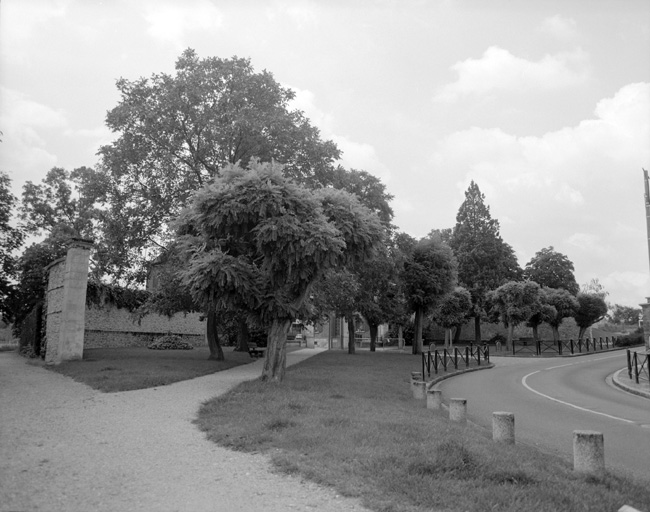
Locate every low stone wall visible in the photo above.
<box><xmin>84</xmin><ymin>330</ymin><xmax>205</xmax><ymax>349</ymax></box>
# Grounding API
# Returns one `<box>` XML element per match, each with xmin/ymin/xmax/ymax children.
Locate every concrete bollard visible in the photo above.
<box><xmin>618</xmin><ymin>506</ymin><xmax>643</xmax><ymax>512</ymax></box>
<box><xmin>412</xmin><ymin>380</ymin><xmax>426</xmax><ymax>400</ymax></box>
<box><xmin>492</xmin><ymin>412</ymin><xmax>515</xmax><ymax>444</ymax></box>
<box><xmin>426</xmin><ymin>389</ymin><xmax>442</xmax><ymax>410</ymax></box>
<box><xmin>411</xmin><ymin>372</ymin><xmax>422</xmax><ymax>383</ymax></box>
<box><xmin>573</xmin><ymin>430</ymin><xmax>604</xmax><ymax>475</ymax></box>
<box><xmin>449</xmin><ymin>398</ymin><xmax>467</xmax><ymax>424</ymax></box>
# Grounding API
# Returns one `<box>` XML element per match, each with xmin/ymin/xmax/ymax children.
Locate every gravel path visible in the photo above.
<box><xmin>0</xmin><ymin>349</ymin><xmax>371</xmax><ymax>512</ymax></box>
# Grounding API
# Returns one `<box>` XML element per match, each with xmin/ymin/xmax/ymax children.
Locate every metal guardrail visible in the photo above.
<box><xmin>511</xmin><ymin>337</ymin><xmax>618</xmax><ymax>356</ymax></box>
<box><xmin>421</xmin><ymin>344</ymin><xmax>490</xmax><ymax>380</ymax></box>
<box><xmin>626</xmin><ymin>349</ymin><xmax>649</xmax><ymax>385</ymax></box>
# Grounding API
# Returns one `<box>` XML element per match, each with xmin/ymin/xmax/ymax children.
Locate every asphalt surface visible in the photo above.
<box><xmin>0</xmin><ymin>348</ymin><xmax>371</xmax><ymax>512</ymax></box>
<box><xmin>435</xmin><ymin>349</ymin><xmax>650</xmax><ymax>483</ymax></box>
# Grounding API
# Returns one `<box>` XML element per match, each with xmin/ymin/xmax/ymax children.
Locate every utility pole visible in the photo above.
<box><xmin>642</xmin><ymin>169</ymin><xmax>650</xmax><ymax>351</ymax></box>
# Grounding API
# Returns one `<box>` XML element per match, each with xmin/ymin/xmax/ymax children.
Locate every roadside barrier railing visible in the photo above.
<box><xmin>512</xmin><ymin>336</ymin><xmax>618</xmax><ymax>356</ymax></box>
<box><xmin>626</xmin><ymin>349</ymin><xmax>649</xmax><ymax>385</ymax></box>
<box><xmin>421</xmin><ymin>344</ymin><xmax>489</xmax><ymax>380</ymax></box>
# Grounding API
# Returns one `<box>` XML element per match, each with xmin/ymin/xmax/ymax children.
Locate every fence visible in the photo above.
<box><xmin>512</xmin><ymin>336</ymin><xmax>618</xmax><ymax>356</ymax></box>
<box><xmin>421</xmin><ymin>344</ymin><xmax>490</xmax><ymax>380</ymax></box>
<box><xmin>626</xmin><ymin>349</ymin><xmax>649</xmax><ymax>385</ymax></box>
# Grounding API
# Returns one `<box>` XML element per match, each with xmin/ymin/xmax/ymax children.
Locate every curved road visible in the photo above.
<box><xmin>436</xmin><ymin>349</ymin><xmax>650</xmax><ymax>482</ymax></box>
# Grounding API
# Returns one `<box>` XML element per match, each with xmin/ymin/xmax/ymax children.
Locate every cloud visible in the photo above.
<box><xmin>433</xmin><ymin>46</ymin><xmax>590</xmax><ymax>103</ymax></box>
<box><xmin>142</xmin><ymin>0</ymin><xmax>223</xmax><ymax>46</ymax></box>
<box><xmin>266</xmin><ymin>1</ymin><xmax>320</xmax><ymax>29</ymax></box>
<box><xmin>539</xmin><ymin>15</ymin><xmax>579</xmax><ymax>41</ymax></box>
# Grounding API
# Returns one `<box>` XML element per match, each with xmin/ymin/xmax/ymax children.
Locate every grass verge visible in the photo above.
<box><xmin>41</xmin><ymin>346</ymin><xmax>253</xmax><ymax>392</ymax></box>
<box><xmin>195</xmin><ymin>351</ymin><xmax>650</xmax><ymax>512</ymax></box>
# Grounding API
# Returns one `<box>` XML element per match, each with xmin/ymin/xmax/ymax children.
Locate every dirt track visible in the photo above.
<box><xmin>0</xmin><ymin>349</ymin><xmax>370</xmax><ymax>512</ymax></box>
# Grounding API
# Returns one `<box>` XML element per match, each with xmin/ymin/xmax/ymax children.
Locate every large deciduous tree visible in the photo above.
<box><xmin>524</xmin><ymin>247</ymin><xmax>579</xmax><ymax>295</ymax></box>
<box><xmin>402</xmin><ymin>236</ymin><xmax>457</xmax><ymax>355</ymax></box>
<box><xmin>574</xmin><ymin>293</ymin><xmax>608</xmax><ymax>340</ymax></box>
<box><xmin>176</xmin><ymin>161</ymin><xmax>383</xmax><ymax>381</ymax></box>
<box><xmin>449</xmin><ymin>181</ymin><xmax>522</xmax><ymax>343</ymax></box>
<box><xmin>487</xmin><ymin>281</ymin><xmax>542</xmax><ymax>350</ymax></box>
<box><xmin>98</xmin><ymin>49</ymin><xmax>342</xmax><ymax>280</ymax></box>
<box><xmin>544</xmin><ymin>288</ymin><xmax>580</xmax><ymax>342</ymax></box>
<box><xmin>0</xmin><ymin>171</ymin><xmax>24</xmax><ymax>322</ymax></box>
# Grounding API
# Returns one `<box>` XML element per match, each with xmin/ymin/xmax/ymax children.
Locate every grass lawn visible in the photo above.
<box><xmin>196</xmin><ymin>351</ymin><xmax>650</xmax><ymax>512</ymax></box>
<box><xmin>40</xmin><ymin>346</ymin><xmax>254</xmax><ymax>392</ymax></box>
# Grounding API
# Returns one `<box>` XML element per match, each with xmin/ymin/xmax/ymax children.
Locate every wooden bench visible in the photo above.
<box><xmin>248</xmin><ymin>343</ymin><xmax>267</xmax><ymax>358</ymax></box>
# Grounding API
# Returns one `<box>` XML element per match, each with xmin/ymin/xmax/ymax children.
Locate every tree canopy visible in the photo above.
<box><xmin>574</xmin><ymin>293</ymin><xmax>608</xmax><ymax>339</ymax></box>
<box><xmin>402</xmin><ymin>236</ymin><xmax>457</xmax><ymax>354</ymax></box>
<box><xmin>432</xmin><ymin>287</ymin><xmax>472</xmax><ymax>348</ymax></box>
<box><xmin>524</xmin><ymin>246</ymin><xmax>579</xmax><ymax>295</ymax></box>
<box><xmin>487</xmin><ymin>280</ymin><xmax>542</xmax><ymax>350</ymax></box>
<box><xmin>449</xmin><ymin>181</ymin><xmax>522</xmax><ymax>342</ymax></box>
<box><xmin>176</xmin><ymin>161</ymin><xmax>384</xmax><ymax>380</ymax></box>
<box><xmin>0</xmin><ymin>171</ymin><xmax>24</xmax><ymax>322</ymax></box>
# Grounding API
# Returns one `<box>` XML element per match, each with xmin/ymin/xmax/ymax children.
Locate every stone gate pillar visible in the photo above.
<box><xmin>45</xmin><ymin>238</ymin><xmax>93</xmax><ymax>365</ymax></box>
<box><xmin>641</xmin><ymin>299</ymin><xmax>650</xmax><ymax>352</ymax></box>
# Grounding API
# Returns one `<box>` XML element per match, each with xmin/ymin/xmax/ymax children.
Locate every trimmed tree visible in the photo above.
<box><xmin>432</xmin><ymin>287</ymin><xmax>472</xmax><ymax>349</ymax></box>
<box><xmin>545</xmin><ymin>288</ymin><xmax>580</xmax><ymax>342</ymax></box>
<box><xmin>402</xmin><ymin>236</ymin><xmax>457</xmax><ymax>355</ymax></box>
<box><xmin>575</xmin><ymin>293</ymin><xmax>608</xmax><ymax>340</ymax></box>
<box><xmin>487</xmin><ymin>281</ymin><xmax>542</xmax><ymax>350</ymax></box>
<box><xmin>176</xmin><ymin>161</ymin><xmax>383</xmax><ymax>381</ymax></box>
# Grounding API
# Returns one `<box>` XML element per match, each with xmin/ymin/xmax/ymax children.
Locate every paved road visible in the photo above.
<box><xmin>436</xmin><ymin>350</ymin><xmax>650</xmax><ymax>482</ymax></box>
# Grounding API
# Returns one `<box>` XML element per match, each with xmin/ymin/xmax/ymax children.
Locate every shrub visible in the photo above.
<box><xmin>488</xmin><ymin>333</ymin><xmax>506</xmax><ymax>345</ymax></box>
<box><xmin>147</xmin><ymin>334</ymin><xmax>194</xmax><ymax>350</ymax></box>
<box><xmin>614</xmin><ymin>331</ymin><xmax>644</xmax><ymax>348</ymax></box>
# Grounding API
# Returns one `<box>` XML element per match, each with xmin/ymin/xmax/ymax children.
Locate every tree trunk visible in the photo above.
<box><xmin>236</xmin><ymin>316</ymin><xmax>250</xmax><ymax>352</ymax></box>
<box><xmin>552</xmin><ymin>325</ymin><xmax>560</xmax><ymax>343</ymax></box>
<box><xmin>578</xmin><ymin>326</ymin><xmax>587</xmax><ymax>340</ymax></box>
<box><xmin>368</xmin><ymin>322</ymin><xmax>378</xmax><ymax>352</ymax></box>
<box><xmin>261</xmin><ymin>318</ymin><xmax>291</xmax><ymax>382</ymax></box>
<box><xmin>506</xmin><ymin>323</ymin><xmax>515</xmax><ymax>351</ymax></box>
<box><xmin>413</xmin><ymin>307</ymin><xmax>423</xmax><ymax>355</ymax></box>
<box><xmin>206</xmin><ymin>307</ymin><xmax>224</xmax><ymax>361</ymax></box>
<box><xmin>347</xmin><ymin>314</ymin><xmax>356</xmax><ymax>354</ymax></box>
<box><xmin>398</xmin><ymin>324</ymin><xmax>404</xmax><ymax>350</ymax></box>
<box><xmin>532</xmin><ymin>324</ymin><xmax>539</xmax><ymax>343</ymax></box>
<box><xmin>453</xmin><ymin>323</ymin><xmax>462</xmax><ymax>344</ymax></box>
<box><xmin>339</xmin><ymin>317</ymin><xmax>344</xmax><ymax>349</ymax></box>
<box><xmin>474</xmin><ymin>314</ymin><xmax>482</xmax><ymax>343</ymax></box>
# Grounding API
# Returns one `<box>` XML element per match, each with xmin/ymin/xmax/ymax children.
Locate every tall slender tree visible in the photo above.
<box><xmin>450</xmin><ymin>181</ymin><xmax>522</xmax><ymax>342</ymax></box>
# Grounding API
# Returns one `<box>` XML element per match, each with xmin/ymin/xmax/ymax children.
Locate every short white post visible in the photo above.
<box><xmin>492</xmin><ymin>412</ymin><xmax>515</xmax><ymax>444</ymax></box>
<box><xmin>449</xmin><ymin>398</ymin><xmax>467</xmax><ymax>424</ymax></box>
<box><xmin>573</xmin><ymin>430</ymin><xmax>604</xmax><ymax>474</ymax></box>
<box><xmin>412</xmin><ymin>380</ymin><xmax>426</xmax><ymax>400</ymax></box>
<box><xmin>411</xmin><ymin>371</ymin><xmax>422</xmax><ymax>383</ymax></box>
<box><xmin>427</xmin><ymin>389</ymin><xmax>442</xmax><ymax>410</ymax></box>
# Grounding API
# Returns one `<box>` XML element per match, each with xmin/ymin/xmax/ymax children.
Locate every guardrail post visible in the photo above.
<box><xmin>570</xmin><ymin>339</ymin><xmax>574</xmax><ymax>354</ymax></box>
<box><xmin>627</xmin><ymin>350</ymin><xmax>632</xmax><ymax>379</ymax></box>
<box><xmin>464</xmin><ymin>347</ymin><xmax>469</xmax><ymax>367</ymax></box>
<box><xmin>427</xmin><ymin>388</ymin><xmax>442</xmax><ymax>410</ymax></box>
<box><xmin>573</xmin><ymin>430</ymin><xmax>604</xmax><ymax>475</ymax></box>
<box><xmin>412</xmin><ymin>380</ymin><xmax>426</xmax><ymax>400</ymax></box>
<box><xmin>492</xmin><ymin>412</ymin><xmax>515</xmax><ymax>444</ymax></box>
<box><xmin>449</xmin><ymin>398</ymin><xmax>467</xmax><ymax>424</ymax></box>
<box><xmin>633</xmin><ymin>352</ymin><xmax>639</xmax><ymax>384</ymax></box>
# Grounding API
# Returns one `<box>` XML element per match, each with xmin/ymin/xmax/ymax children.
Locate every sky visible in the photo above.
<box><xmin>1</xmin><ymin>0</ymin><xmax>649</xmax><ymax>308</ymax></box>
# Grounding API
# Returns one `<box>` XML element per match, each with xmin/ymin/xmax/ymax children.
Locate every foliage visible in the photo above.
<box><xmin>524</xmin><ymin>246</ymin><xmax>579</xmax><ymax>295</ymax></box>
<box><xmin>432</xmin><ymin>287</ymin><xmax>472</xmax><ymax>347</ymax></box>
<box><xmin>97</xmin><ymin>49</ymin><xmax>342</xmax><ymax>281</ymax></box>
<box><xmin>574</xmin><ymin>293</ymin><xmax>609</xmax><ymax>340</ymax></box>
<box><xmin>402</xmin><ymin>236</ymin><xmax>457</xmax><ymax>353</ymax></box>
<box><xmin>526</xmin><ymin>287</ymin><xmax>557</xmax><ymax>342</ymax></box>
<box><xmin>0</xmin><ymin>170</ymin><xmax>24</xmax><ymax>322</ymax></box>
<box><xmin>608</xmin><ymin>304</ymin><xmax>642</xmax><ymax>325</ymax></box>
<box><xmin>176</xmin><ymin>161</ymin><xmax>383</xmax><ymax>380</ymax></box>
<box><xmin>449</xmin><ymin>181</ymin><xmax>522</xmax><ymax>342</ymax></box>
<box><xmin>86</xmin><ymin>280</ymin><xmax>150</xmax><ymax>312</ymax></box>
<box><xmin>487</xmin><ymin>281</ymin><xmax>542</xmax><ymax>349</ymax></box>
<box><xmin>613</xmin><ymin>329</ymin><xmax>644</xmax><ymax>347</ymax></box>
<box><xmin>329</xmin><ymin>166</ymin><xmax>393</xmax><ymax>225</ymax></box>
<box><xmin>544</xmin><ymin>288</ymin><xmax>580</xmax><ymax>342</ymax></box>
<box><xmin>148</xmin><ymin>335</ymin><xmax>194</xmax><ymax>350</ymax></box>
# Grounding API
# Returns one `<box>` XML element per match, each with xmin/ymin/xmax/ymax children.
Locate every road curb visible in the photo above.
<box><xmin>612</xmin><ymin>368</ymin><xmax>650</xmax><ymax>400</ymax></box>
<box><xmin>426</xmin><ymin>363</ymin><xmax>494</xmax><ymax>389</ymax></box>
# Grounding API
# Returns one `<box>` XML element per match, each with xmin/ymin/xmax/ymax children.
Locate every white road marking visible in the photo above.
<box><xmin>521</xmin><ymin>357</ymin><xmax>637</xmax><ymax>425</ymax></box>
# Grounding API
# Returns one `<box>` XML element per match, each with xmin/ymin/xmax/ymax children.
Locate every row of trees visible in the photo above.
<box><xmin>0</xmin><ymin>49</ymin><xmax>618</xmax><ymax>380</ymax></box>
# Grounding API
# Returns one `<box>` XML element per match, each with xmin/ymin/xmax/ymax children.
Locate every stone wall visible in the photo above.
<box><xmin>84</xmin><ymin>306</ymin><xmax>205</xmax><ymax>348</ymax></box>
<box><xmin>44</xmin><ymin>257</ymin><xmax>65</xmax><ymax>363</ymax></box>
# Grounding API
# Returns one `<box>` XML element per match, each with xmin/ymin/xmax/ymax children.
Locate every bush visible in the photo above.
<box><xmin>614</xmin><ymin>331</ymin><xmax>645</xmax><ymax>348</ymax></box>
<box><xmin>147</xmin><ymin>335</ymin><xmax>194</xmax><ymax>350</ymax></box>
<box><xmin>488</xmin><ymin>333</ymin><xmax>506</xmax><ymax>345</ymax></box>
